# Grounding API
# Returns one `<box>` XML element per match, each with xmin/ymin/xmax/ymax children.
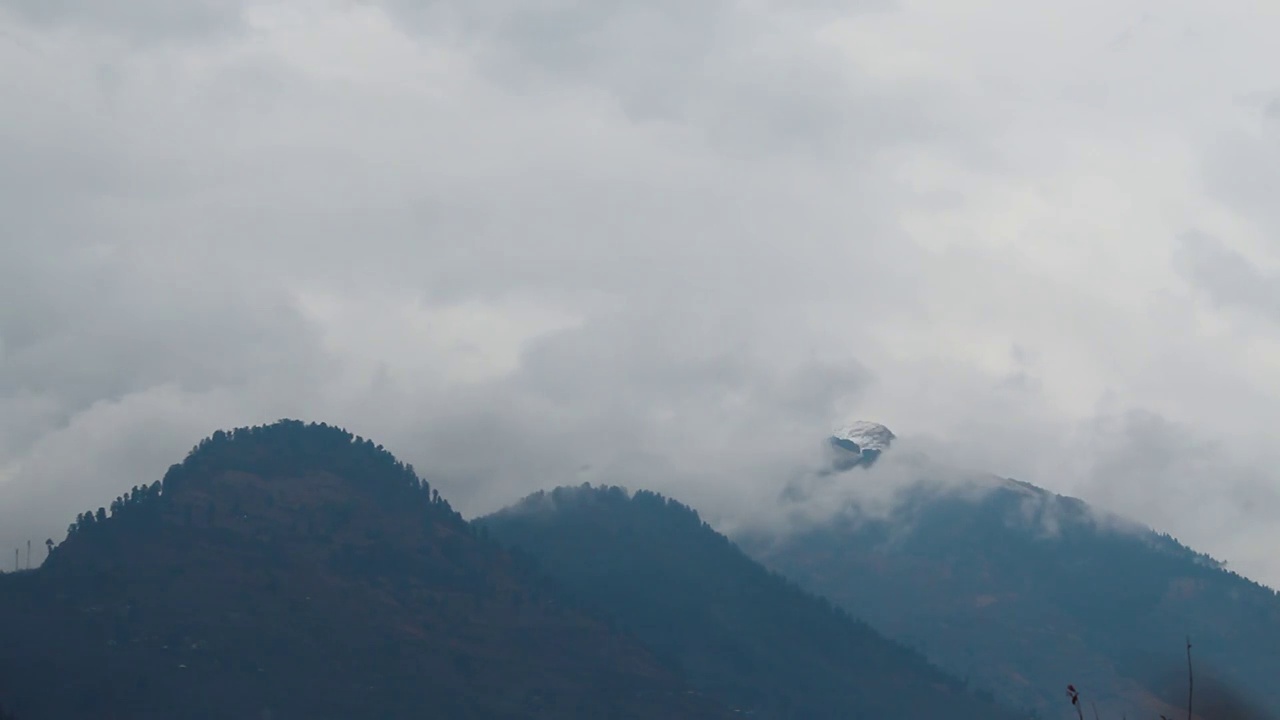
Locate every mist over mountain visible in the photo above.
<box><xmin>737</xmin><ymin>422</ymin><xmax>1280</xmax><ymax>719</ymax></box>
<box><xmin>6</xmin><ymin>1</ymin><xmax>1280</xmax><ymax>718</ymax></box>
<box><xmin>4</xmin><ymin>417</ymin><xmax>1277</xmax><ymax>719</ymax></box>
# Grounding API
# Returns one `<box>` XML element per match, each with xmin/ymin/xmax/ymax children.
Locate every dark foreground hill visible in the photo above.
<box><xmin>477</xmin><ymin>484</ymin><xmax>1025</xmax><ymax>720</ymax></box>
<box><xmin>0</xmin><ymin>421</ymin><xmax>730</xmax><ymax>720</ymax></box>
<box><xmin>740</xmin><ymin>464</ymin><xmax>1280</xmax><ymax>719</ymax></box>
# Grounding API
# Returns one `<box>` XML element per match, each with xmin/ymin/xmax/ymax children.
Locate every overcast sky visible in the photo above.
<box><xmin>3</xmin><ymin>0</ymin><xmax>1280</xmax><ymax>583</ymax></box>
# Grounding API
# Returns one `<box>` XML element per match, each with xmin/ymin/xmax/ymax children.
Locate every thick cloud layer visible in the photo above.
<box><xmin>3</xmin><ymin>1</ymin><xmax>1280</xmax><ymax>584</ymax></box>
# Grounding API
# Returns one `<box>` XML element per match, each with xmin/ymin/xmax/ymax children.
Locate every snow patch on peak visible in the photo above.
<box><xmin>832</xmin><ymin>421</ymin><xmax>896</xmax><ymax>452</ymax></box>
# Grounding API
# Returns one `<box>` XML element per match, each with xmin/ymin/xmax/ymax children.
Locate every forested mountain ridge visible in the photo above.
<box><xmin>0</xmin><ymin>420</ymin><xmax>731</xmax><ymax>720</ymax></box>
<box><xmin>478</xmin><ymin>484</ymin><xmax>1027</xmax><ymax>720</ymax></box>
<box><xmin>739</xmin><ymin>428</ymin><xmax>1280</xmax><ymax>719</ymax></box>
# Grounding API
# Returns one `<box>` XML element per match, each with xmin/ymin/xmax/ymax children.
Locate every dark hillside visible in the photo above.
<box><xmin>478</xmin><ymin>484</ymin><xmax>1025</xmax><ymax>720</ymax></box>
<box><xmin>740</xmin><ymin>475</ymin><xmax>1280</xmax><ymax>719</ymax></box>
<box><xmin>0</xmin><ymin>420</ymin><xmax>729</xmax><ymax>720</ymax></box>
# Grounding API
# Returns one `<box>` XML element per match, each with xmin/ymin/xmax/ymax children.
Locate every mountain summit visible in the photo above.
<box><xmin>828</xmin><ymin>420</ymin><xmax>895</xmax><ymax>469</ymax></box>
<box><xmin>832</xmin><ymin>420</ymin><xmax>896</xmax><ymax>451</ymax></box>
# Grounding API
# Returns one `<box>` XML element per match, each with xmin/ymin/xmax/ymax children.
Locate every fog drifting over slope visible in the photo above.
<box><xmin>3</xmin><ymin>1</ymin><xmax>1280</xmax><ymax>585</ymax></box>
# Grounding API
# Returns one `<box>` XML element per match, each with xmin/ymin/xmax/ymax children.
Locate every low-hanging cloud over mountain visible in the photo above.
<box><xmin>3</xmin><ymin>0</ymin><xmax>1280</xmax><ymax>586</ymax></box>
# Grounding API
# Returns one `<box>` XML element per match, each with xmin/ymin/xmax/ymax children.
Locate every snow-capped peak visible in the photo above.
<box><xmin>831</xmin><ymin>421</ymin><xmax>895</xmax><ymax>453</ymax></box>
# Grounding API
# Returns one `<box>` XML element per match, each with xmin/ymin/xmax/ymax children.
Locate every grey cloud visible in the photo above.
<box><xmin>1200</xmin><ymin>116</ymin><xmax>1280</xmax><ymax>242</ymax></box>
<box><xmin>1262</xmin><ymin>94</ymin><xmax>1280</xmax><ymax>121</ymax></box>
<box><xmin>385</xmin><ymin>0</ymin><xmax>743</xmax><ymax>85</ymax></box>
<box><xmin>2</xmin><ymin>0</ymin><xmax>1280</xmax><ymax>596</ymax></box>
<box><xmin>1070</xmin><ymin>410</ymin><xmax>1280</xmax><ymax>581</ymax></box>
<box><xmin>0</xmin><ymin>0</ymin><xmax>900</xmax><ymax>541</ymax></box>
<box><xmin>384</xmin><ymin>0</ymin><xmax>944</xmax><ymax>156</ymax></box>
<box><xmin>1177</xmin><ymin>232</ymin><xmax>1280</xmax><ymax>322</ymax></box>
<box><xmin>394</xmin><ymin>306</ymin><xmax>869</xmax><ymax>522</ymax></box>
<box><xmin>0</xmin><ymin>242</ymin><xmax>327</xmax><ymax>437</ymax></box>
<box><xmin>0</xmin><ymin>241</ymin><xmax>868</xmax><ymax>561</ymax></box>
<box><xmin>0</xmin><ymin>0</ymin><xmax>247</xmax><ymax>41</ymax></box>
<box><xmin>0</xmin><ymin>0</ymin><xmax>947</xmax><ymax>315</ymax></box>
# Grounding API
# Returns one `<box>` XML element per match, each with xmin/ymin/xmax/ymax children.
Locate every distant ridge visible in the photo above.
<box><xmin>738</xmin><ymin>426</ymin><xmax>1280</xmax><ymax>718</ymax></box>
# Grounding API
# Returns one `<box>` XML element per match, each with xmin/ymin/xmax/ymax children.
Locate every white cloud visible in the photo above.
<box><xmin>3</xmin><ymin>0</ymin><xmax>1280</xmax><ymax>585</ymax></box>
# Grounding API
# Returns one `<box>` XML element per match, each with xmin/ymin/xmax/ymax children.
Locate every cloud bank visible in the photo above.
<box><xmin>3</xmin><ymin>0</ymin><xmax>1280</xmax><ymax>584</ymax></box>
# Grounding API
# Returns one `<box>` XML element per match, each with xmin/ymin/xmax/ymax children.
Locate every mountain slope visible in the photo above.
<box><xmin>739</xmin><ymin>429</ymin><xmax>1280</xmax><ymax>719</ymax></box>
<box><xmin>0</xmin><ymin>420</ymin><xmax>730</xmax><ymax>720</ymax></box>
<box><xmin>478</xmin><ymin>484</ymin><xmax>1025</xmax><ymax>720</ymax></box>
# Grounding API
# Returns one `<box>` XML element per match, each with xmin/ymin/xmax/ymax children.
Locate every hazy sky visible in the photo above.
<box><xmin>3</xmin><ymin>1</ymin><xmax>1280</xmax><ymax>583</ymax></box>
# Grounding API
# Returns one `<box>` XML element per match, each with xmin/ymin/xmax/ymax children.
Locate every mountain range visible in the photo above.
<box><xmin>0</xmin><ymin>420</ymin><xmax>1014</xmax><ymax>719</ymax></box>
<box><xmin>0</xmin><ymin>421</ymin><xmax>729</xmax><ymax>719</ymax></box>
<box><xmin>1</xmin><ymin>418</ymin><xmax>1277</xmax><ymax>719</ymax></box>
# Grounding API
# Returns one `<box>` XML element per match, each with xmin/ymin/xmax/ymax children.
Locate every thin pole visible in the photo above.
<box><xmin>1186</xmin><ymin>636</ymin><xmax>1194</xmax><ymax>720</ymax></box>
